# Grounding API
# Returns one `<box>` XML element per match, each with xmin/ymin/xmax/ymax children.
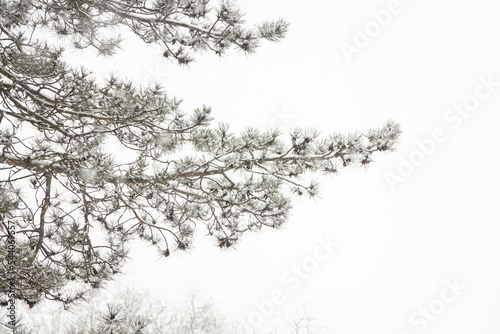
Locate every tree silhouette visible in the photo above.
<box><xmin>19</xmin><ymin>289</ymin><xmax>332</xmax><ymax>334</ymax></box>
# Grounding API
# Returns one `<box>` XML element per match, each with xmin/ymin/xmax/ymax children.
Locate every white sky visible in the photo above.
<box><xmin>60</xmin><ymin>0</ymin><xmax>500</xmax><ymax>333</ymax></box>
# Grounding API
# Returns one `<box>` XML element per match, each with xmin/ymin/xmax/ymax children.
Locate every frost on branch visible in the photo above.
<box><xmin>0</xmin><ymin>0</ymin><xmax>400</xmax><ymax>307</ymax></box>
<box><xmin>1</xmin><ymin>0</ymin><xmax>289</xmax><ymax>63</ymax></box>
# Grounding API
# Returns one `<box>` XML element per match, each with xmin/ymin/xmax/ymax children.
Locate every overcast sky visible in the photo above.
<box><xmin>60</xmin><ymin>0</ymin><xmax>500</xmax><ymax>333</ymax></box>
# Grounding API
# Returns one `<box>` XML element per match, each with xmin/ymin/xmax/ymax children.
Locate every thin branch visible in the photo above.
<box><xmin>31</xmin><ymin>173</ymin><xmax>52</xmax><ymax>265</ymax></box>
